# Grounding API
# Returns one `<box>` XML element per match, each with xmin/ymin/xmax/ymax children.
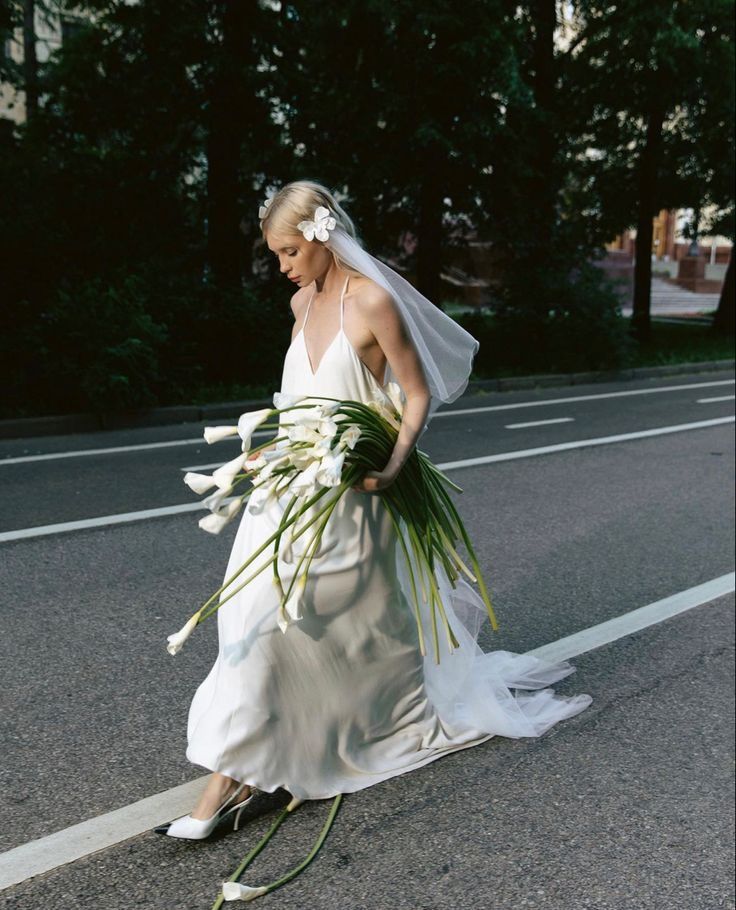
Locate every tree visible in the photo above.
<box><xmin>569</xmin><ymin>0</ymin><xmax>735</xmax><ymax>341</ymax></box>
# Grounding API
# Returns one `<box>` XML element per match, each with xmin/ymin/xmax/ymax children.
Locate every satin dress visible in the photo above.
<box><xmin>186</xmin><ymin>275</ymin><xmax>592</xmax><ymax>800</ymax></box>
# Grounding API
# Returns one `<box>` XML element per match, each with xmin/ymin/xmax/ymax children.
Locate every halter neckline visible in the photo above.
<box><xmin>300</xmin><ymin>275</ymin><xmax>349</xmax><ymax>376</ymax></box>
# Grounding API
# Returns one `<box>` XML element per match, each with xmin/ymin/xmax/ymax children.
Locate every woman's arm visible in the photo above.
<box><xmin>350</xmin><ymin>286</ymin><xmax>431</xmax><ymax>494</ymax></box>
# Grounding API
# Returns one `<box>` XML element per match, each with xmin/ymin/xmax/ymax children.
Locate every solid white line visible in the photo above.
<box><xmin>0</xmin><ymin>437</ymin><xmax>204</xmax><ymax>464</ymax></box>
<box><xmin>436</xmin><ymin>416</ymin><xmax>734</xmax><ymax>471</ymax></box>
<box><xmin>697</xmin><ymin>395</ymin><xmax>735</xmax><ymax>403</ymax></box>
<box><xmin>0</xmin><ymin>502</ymin><xmax>205</xmax><ymax>543</ymax></box>
<box><xmin>2</xmin><ymin>378</ymin><xmax>733</xmax><ymax>466</ymax></box>
<box><xmin>527</xmin><ymin>572</ymin><xmax>735</xmax><ymax>664</ymax></box>
<box><xmin>1</xmin><ymin>416</ymin><xmax>733</xmax><ymax>543</ymax></box>
<box><xmin>0</xmin><ymin>431</ymin><xmax>271</xmax><ymax>466</ymax></box>
<box><xmin>0</xmin><ymin>571</ymin><xmax>732</xmax><ymax>891</ymax></box>
<box><xmin>505</xmin><ymin>417</ymin><xmax>574</xmax><ymax>429</ymax></box>
<box><xmin>431</xmin><ymin>378</ymin><xmax>734</xmax><ymax>419</ymax></box>
<box><xmin>0</xmin><ymin>777</ymin><xmax>209</xmax><ymax>891</ymax></box>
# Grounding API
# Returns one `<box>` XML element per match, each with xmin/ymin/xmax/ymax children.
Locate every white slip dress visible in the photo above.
<box><xmin>185</xmin><ymin>275</ymin><xmax>592</xmax><ymax>800</ymax></box>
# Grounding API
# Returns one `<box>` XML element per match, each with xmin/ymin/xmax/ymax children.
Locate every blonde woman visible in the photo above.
<box><xmin>156</xmin><ymin>180</ymin><xmax>591</xmax><ymax>840</ymax></box>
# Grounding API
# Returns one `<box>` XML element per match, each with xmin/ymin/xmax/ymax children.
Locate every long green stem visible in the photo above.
<box><xmin>211</xmin><ymin>795</ymin><xmax>344</xmax><ymax>909</ymax></box>
<box><xmin>382</xmin><ymin>501</ymin><xmax>426</xmax><ymax>657</ymax></box>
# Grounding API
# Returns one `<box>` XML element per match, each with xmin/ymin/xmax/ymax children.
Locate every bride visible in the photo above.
<box><xmin>156</xmin><ymin>179</ymin><xmax>592</xmax><ymax>841</ymax></box>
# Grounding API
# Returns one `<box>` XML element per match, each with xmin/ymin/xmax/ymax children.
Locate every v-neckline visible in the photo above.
<box><xmin>300</xmin><ymin>326</ymin><xmax>343</xmax><ymax>377</ymax></box>
<box><xmin>300</xmin><ymin>276</ymin><xmax>349</xmax><ymax>377</ymax></box>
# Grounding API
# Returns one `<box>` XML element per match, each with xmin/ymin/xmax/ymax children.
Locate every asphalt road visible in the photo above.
<box><xmin>0</xmin><ymin>369</ymin><xmax>734</xmax><ymax>910</ymax></box>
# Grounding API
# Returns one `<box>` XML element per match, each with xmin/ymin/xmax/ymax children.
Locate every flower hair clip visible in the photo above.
<box><xmin>297</xmin><ymin>206</ymin><xmax>337</xmax><ymax>242</ymax></box>
<box><xmin>258</xmin><ymin>195</ymin><xmax>274</xmax><ymax>222</ymax></box>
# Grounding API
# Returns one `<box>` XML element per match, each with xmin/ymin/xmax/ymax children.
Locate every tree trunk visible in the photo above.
<box><xmin>712</xmin><ymin>249</ymin><xmax>735</xmax><ymax>336</ymax></box>
<box><xmin>22</xmin><ymin>0</ymin><xmax>38</xmax><ymax>126</ymax></box>
<box><xmin>631</xmin><ymin>100</ymin><xmax>666</xmax><ymax>342</ymax></box>
<box><xmin>529</xmin><ymin>0</ymin><xmax>556</xmax><ymax>259</ymax></box>
<box><xmin>206</xmin><ymin>0</ymin><xmax>251</xmax><ymax>289</ymax></box>
<box><xmin>416</xmin><ymin>145</ymin><xmax>444</xmax><ymax>305</ymax></box>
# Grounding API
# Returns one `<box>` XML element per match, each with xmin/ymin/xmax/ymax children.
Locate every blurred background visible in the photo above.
<box><xmin>0</xmin><ymin>0</ymin><xmax>733</xmax><ymax>420</ymax></box>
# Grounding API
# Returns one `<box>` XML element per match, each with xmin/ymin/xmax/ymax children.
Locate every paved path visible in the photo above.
<box><xmin>0</xmin><ymin>370</ymin><xmax>734</xmax><ymax>909</ymax></box>
<box><xmin>621</xmin><ymin>277</ymin><xmax>721</xmax><ymax>316</ymax></box>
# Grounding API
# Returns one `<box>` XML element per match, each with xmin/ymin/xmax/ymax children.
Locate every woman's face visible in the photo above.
<box><xmin>265</xmin><ymin>231</ymin><xmax>330</xmax><ymax>287</ymax></box>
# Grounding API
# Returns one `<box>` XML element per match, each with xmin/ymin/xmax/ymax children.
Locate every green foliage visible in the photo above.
<box><xmin>0</xmin><ymin>0</ymin><xmax>732</xmax><ymax>419</ymax></box>
<box><xmin>461</xmin><ymin>263</ymin><xmax>635</xmax><ymax>375</ymax></box>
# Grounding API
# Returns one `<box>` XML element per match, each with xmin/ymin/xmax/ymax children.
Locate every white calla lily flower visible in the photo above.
<box><xmin>286</xmin><ymin>406</ymin><xmax>325</xmax><ymax>428</ymax></box>
<box><xmin>244</xmin><ymin>453</ymin><xmax>267</xmax><ymax>471</ymax></box>
<box><xmin>272</xmin><ymin>391</ymin><xmax>307</xmax><ymax>409</ymax></box>
<box><xmin>287</xmin><ymin>424</ymin><xmax>321</xmax><ymax>444</ymax></box>
<box><xmin>316</xmin><ymin>449</ymin><xmax>345</xmax><ymax>488</ymax></box>
<box><xmin>277</xmin><ymin>575</ymin><xmax>307</xmax><ymax>633</ymax></box>
<box><xmin>166</xmin><ymin>608</ymin><xmax>203</xmax><ymax>655</ymax></box>
<box><xmin>183</xmin><ymin>472</ymin><xmax>217</xmax><ymax>494</ymax></box>
<box><xmin>318</xmin><ymin>416</ymin><xmax>338</xmax><ymax>438</ymax></box>
<box><xmin>203</xmin><ymin>424</ymin><xmax>239</xmax><ymax>444</ymax></box>
<box><xmin>247</xmin><ymin>482</ymin><xmax>277</xmax><ymax>515</ymax></box>
<box><xmin>289</xmin><ymin>448</ymin><xmax>316</xmax><ymax>470</ymax></box>
<box><xmin>222</xmin><ymin>880</ymin><xmax>268</xmax><ymax>901</ymax></box>
<box><xmin>338</xmin><ymin>424</ymin><xmax>361</xmax><ymax>450</ymax></box>
<box><xmin>197</xmin><ymin>498</ymin><xmax>243</xmax><ymax>534</ymax></box>
<box><xmin>212</xmin><ymin>452</ymin><xmax>249</xmax><ymax>489</ymax></box>
<box><xmin>291</xmin><ymin>460</ymin><xmax>320</xmax><ymax>497</ymax></box>
<box><xmin>237</xmin><ymin>408</ymin><xmax>272</xmax><ymax>451</ymax></box>
<box><xmin>202</xmin><ymin>486</ymin><xmax>233</xmax><ymax>512</ymax></box>
<box><xmin>385</xmin><ymin>381</ymin><xmax>405</xmax><ymax>415</ymax></box>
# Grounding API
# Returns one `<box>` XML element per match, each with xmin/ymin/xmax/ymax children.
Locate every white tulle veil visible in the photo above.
<box><xmin>324</xmin><ymin>225</ymin><xmax>480</xmax><ymax>433</ymax></box>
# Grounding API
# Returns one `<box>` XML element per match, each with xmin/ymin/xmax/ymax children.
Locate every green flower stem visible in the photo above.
<box><xmin>212</xmin><ymin>795</ymin><xmax>344</xmax><ymax>909</ymax></box>
<box><xmin>382</xmin><ymin>501</ymin><xmax>426</xmax><ymax>657</ymax></box>
<box><xmin>435</xmin><ymin>523</ymin><xmax>477</xmax><ymax>584</ymax></box>
<box><xmin>209</xmin><ymin>806</ymin><xmax>292</xmax><ymax>910</ymax></box>
<box><xmin>405</xmin><ymin>522</ymin><xmax>440</xmax><ymax>663</ymax></box>
<box><xmin>199</xmin><ymin>550</ymin><xmax>279</xmax><ymax>622</ymax></box>
<box><xmin>271</xmin><ymin>494</ymin><xmax>299</xmax><ymax>590</ymax></box>
<box><xmin>194</xmin><ymin>485</ymin><xmax>334</xmax><ymax>621</ymax></box>
<box><xmin>423</xmin><ymin>468</ymin><xmax>498</xmax><ymax>630</ymax></box>
<box><xmin>277</xmin><ymin>478</ymin><xmax>353</xmax><ymax>604</ymax></box>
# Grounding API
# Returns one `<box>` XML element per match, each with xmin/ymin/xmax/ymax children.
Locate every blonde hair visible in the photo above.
<box><xmin>259</xmin><ymin>179</ymin><xmax>365</xmax><ymax>278</ymax></box>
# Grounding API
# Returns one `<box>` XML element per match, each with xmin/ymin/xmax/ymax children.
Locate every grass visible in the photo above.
<box><xmin>626</xmin><ymin>317</ymin><xmax>734</xmax><ymax>367</ymax></box>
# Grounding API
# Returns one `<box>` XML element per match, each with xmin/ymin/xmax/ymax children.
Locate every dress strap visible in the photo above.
<box><xmin>340</xmin><ymin>275</ymin><xmax>349</xmax><ymax>330</ymax></box>
<box><xmin>302</xmin><ymin>287</ymin><xmax>316</xmax><ymax>329</ymax></box>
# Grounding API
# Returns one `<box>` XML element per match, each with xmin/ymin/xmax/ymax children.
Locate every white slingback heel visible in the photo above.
<box><xmin>156</xmin><ymin>781</ymin><xmax>256</xmax><ymax>840</ymax></box>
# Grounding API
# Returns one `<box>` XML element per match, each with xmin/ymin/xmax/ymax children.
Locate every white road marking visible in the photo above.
<box><xmin>528</xmin><ymin>572</ymin><xmax>734</xmax><ymax>664</ymax></box>
<box><xmin>0</xmin><ymin>431</ymin><xmax>271</xmax><ymax>466</ymax></box>
<box><xmin>0</xmin><ymin>502</ymin><xmax>205</xmax><ymax>542</ymax></box>
<box><xmin>435</xmin><ymin>416</ymin><xmax>733</xmax><ymax>471</ymax></box>
<box><xmin>432</xmin><ymin>378</ymin><xmax>734</xmax><ymax>418</ymax></box>
<box><xmin>505</xmin><ymin>417</ymin><xmax>574</xmax><ymax>429</ymax></box>
<box><xmin>2</xmin><ymin>378</ymin><xmax>733</xmax><ymax>466</ymax></box>
<box><xmin>0</xmin><ymin>571</ymin><xmax>732</xmax><ymax>891</ymax></box>
<box><xmin>1</xmin><ymin>416</ymin><xmax>733</xmax><ymax>544</ymax></box>
<box><xmin>697</xmin><ymin>395</ymin><xmax>735</xmax><ymax>403</ymax></box>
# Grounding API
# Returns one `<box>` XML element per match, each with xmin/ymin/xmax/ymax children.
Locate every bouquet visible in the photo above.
<box><xmin>167</xmin><ymin>382</ymin><xmax>498</xmax><ymax>664</ymax></box>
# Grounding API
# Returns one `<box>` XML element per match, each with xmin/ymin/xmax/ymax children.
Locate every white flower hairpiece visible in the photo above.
<box><xmin>297</xmin><ymin>206</ymin><xmax>337</xmax><ymax>242</ymax></box>
<box><xmin>258</xmin><ymin>195</ymin><xmax>274</xmax><ymax>221</ymax></box>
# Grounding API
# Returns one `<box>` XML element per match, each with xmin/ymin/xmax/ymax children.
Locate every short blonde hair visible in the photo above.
<box><xmin>259</xmin><ymin>179</ymin><xmax>364</xmax><ymax>278</ymax></box>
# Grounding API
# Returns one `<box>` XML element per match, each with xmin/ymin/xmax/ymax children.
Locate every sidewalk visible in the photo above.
<box><xmin>1</xmin><ymin>359</ymin><xmax>733</xmax><ymax>441</ymax></box>
<box><xmin>620</xmin><ymin>277</ymin><xmax>721</xmax><ymax>317</ymax></box>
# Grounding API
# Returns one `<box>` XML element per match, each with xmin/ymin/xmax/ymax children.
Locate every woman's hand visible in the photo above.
<box><xmin>351</xmin><ymin>469</ymin><xmax>398</xmax><ymax>494</ymax></box>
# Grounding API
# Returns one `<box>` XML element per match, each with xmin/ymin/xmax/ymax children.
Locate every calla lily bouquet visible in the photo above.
<box><xmin>168</xmin><ymin>382</ymin><xmax>497</xmax><ymax>664</ymax></box>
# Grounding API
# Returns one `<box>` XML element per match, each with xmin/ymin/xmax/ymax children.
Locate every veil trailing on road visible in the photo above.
<box><xmin>325</xmin><ymin>225</ymin><xmax>480</xmax><ymax>435</ymax></box>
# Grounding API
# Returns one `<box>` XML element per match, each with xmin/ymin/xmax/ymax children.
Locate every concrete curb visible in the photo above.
<box><xmin>1</xmin><ymin>358</ymin><xmax>733</xmax><ymax>441</ymax></box>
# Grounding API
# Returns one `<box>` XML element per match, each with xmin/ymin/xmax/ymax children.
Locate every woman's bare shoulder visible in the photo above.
<box><xmin>289</xmin><ymin>284</ymin><xmax>312</xmax><ymax>320</ymax></box>
<box><xmin>349</xmin><ymin>274</ymin><xmax>395</xmax><ymax>313</ymax></box>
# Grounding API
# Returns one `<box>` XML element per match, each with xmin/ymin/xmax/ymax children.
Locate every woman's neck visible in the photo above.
<box><xmin>313</xmin><ymin>263</ymin><xmax>348</xmax><ymax>300</ymax></box>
